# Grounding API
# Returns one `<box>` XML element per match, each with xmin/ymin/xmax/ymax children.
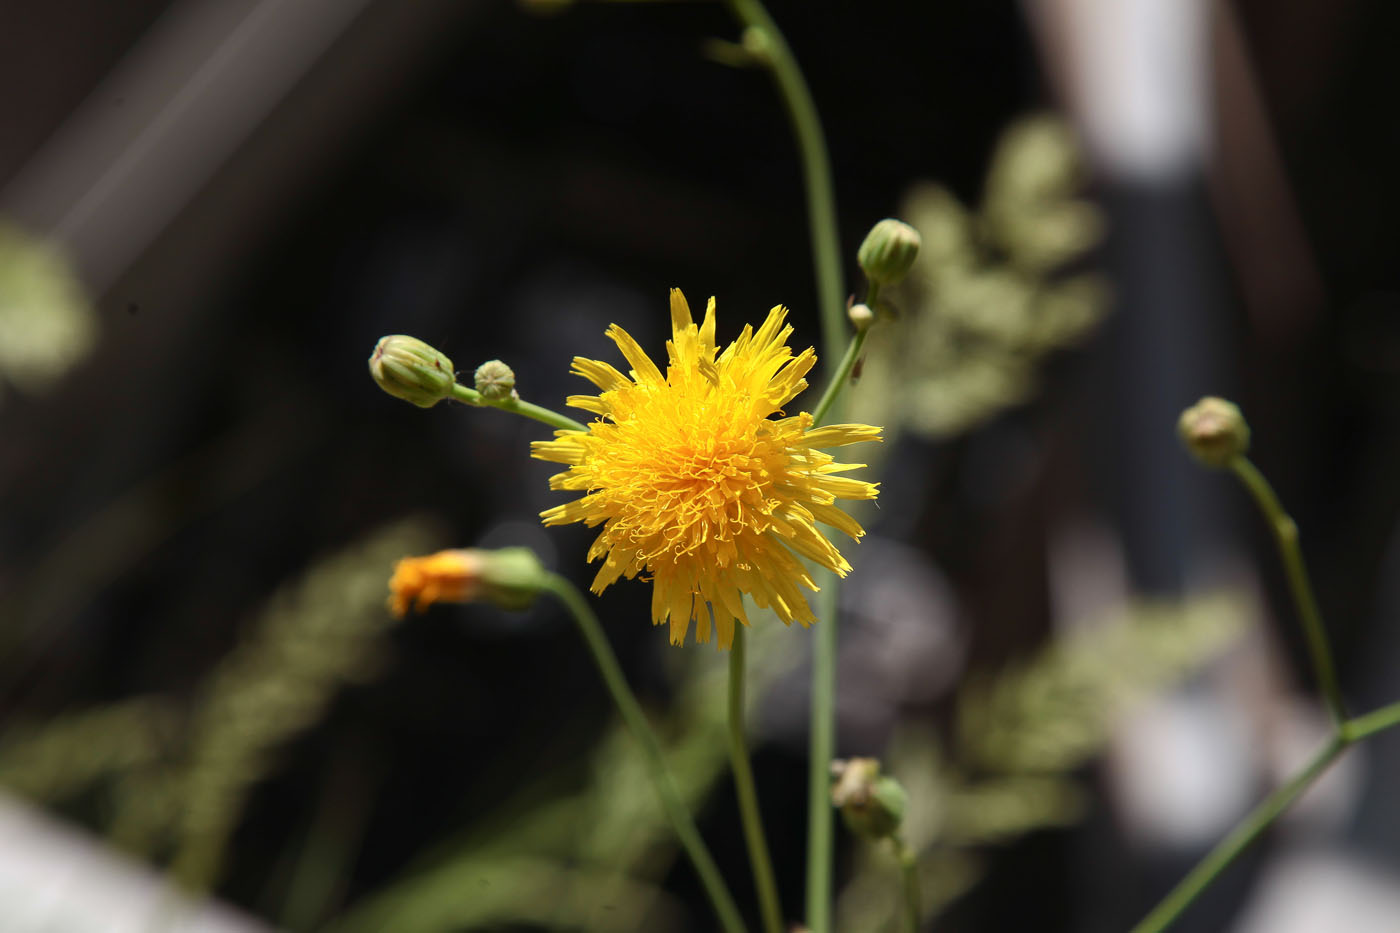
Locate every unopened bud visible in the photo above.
<box><xmin>388</xmin><ymin>547</ymin><xmax>547</xmax><ymax>617</ymax></box>
<box><xmin>740</xmin><ymin>26</ymin><xmax>772</xmax><ymax>64</ymax></box>
<box><xmin>369</xmin><ymin>335</ymin><xmax>456</xmax><ymax>408</ymax></box>
<box><xmin>474</xmin><ymin>359</ymin><xmax>517</xmax><ymax>401</ymax></box>
<box><xmin>848</xmin><ymin>302</ymin><xmax>875</xmax><ymax>332</ymax></box>
<box><xmin>857</xmin><ymin>219</ymin><xmax>922</xmax><ymax>288</ymax></box>
<box><xmin>1178</xmin><ymin>396</ymin><xmax>1250</xmax><ymax>468</ymax></box>
<box><xmin>831</xmin><ymin>758</ymin><xmax>907</xmax><ymax>840</ymax></box>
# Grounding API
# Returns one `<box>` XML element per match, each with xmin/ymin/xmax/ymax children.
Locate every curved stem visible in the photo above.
<box><xmin>1129</xmin><ymin>735</ymin><xmax>1347</xmax><ymax>933</ymax></box>
<box><xmin>728</xmin><ymin>627</ymin><xmax>784</xmax><ymax>933</ymax></box>
<box><xmin>721</xmin><ymin>0</ymin><xmax>845</xmax><ymax>366</ymax></box>
<box><xmin>811</xmin><ymin>282</ymin><xmax>877</xmax><ymax>426</ymax></box>
<box><xmin>719</xmin><ymin>5</ymin><xmax>846</xmax><ymax>928</ymax></box>
<box><xmin>450</xmin><ymin>384</ymin><xmax>587</xmax><ymax>433</ymax></box>
<box><xmin>541</xmin><ymin>574</ymin><xmax>747</xmax><ymax>933</ymax></box>
<box><xmin>1134</xmin><ymin>447</ymin><xmax>1400</xmax><ymax>932</ymax></box>
<box><xmin>1228</xmin><ymin>456</ymin><xmax>1347</xmax><ymax>726</ymax></box>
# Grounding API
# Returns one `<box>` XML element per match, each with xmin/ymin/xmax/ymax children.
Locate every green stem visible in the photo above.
<box><xmin>721</xmin><ymin>0</ymin><xmax>845</xmax><ymax>365</ymax></box>
<box><xmin>811</xmin><ymin>279</ymin><xmax>879</xmax><ymax>427</ymax></box>
<box><xmin>728</xmin><ymin>627</ymin><xmax>784</xmax><ymax>933</ymax></box>
<box><xmin>893</xmin><ymin>836</ymin><xmax>920</xmax><ymax>933</ymax></box>
<box><xmin>540</xmin><ymin>574</ymin><xmax>747</xmax><ymax>933</ymax></box>
<box><xmin>450</xmin><ymin>383</ymin><xmax>588</xmax><ymax>433</ymax></box>
<box><xmin>1129</xmin><ymin>734</ymin><xmax>1347</xmax><ymax>933</ymax></box>
<box><xmin>719</xmin><ymin>5</ymin><xmax>846</xmax><ymax>928</ymax></box>
<box><xmin>1228</xmin><ymin>456</ymin><xmax>1348</xmax><ymax>726</ymax></box>
<box><xmin>806</xmin><ymin>582</ymin><xmax>838</xmax><ymax>931</ymax></box>
<box><xmin>811</xmin><ymin>323</ymin><xmax>871</xmax><ymax>426</ymax></box>
<box><xmin>1342</xmin><ymin>699</ymin><xmax>1400</xmax><ymax>742</ymax></box>
<box><xmin>1134</xmin><ymin>446</ymin><xmax>1400</xmax><ymax>932</ymax></box>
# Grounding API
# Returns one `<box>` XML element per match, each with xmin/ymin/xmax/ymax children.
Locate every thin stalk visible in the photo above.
<box><xmin>1228</xmin><ymin>456</ymin><xmax>1347</xmax><ymax>726</ymax></box>
<box><xmin>450</xmin><ymin>383</ymin><xmax>587</xmax><ymax>433</ymax></box>
<box><xmin>541</xmin><ymin>574</ymin><xmax>747</xmax><ymax>933</ymax></box>
<box><xmin>728</xmin><ymin>626</ymin><xmax>785</xmax><ymax>933</ymax></box>
<box><xmin>1344</xmin><ymin>699</ymin><xmax>1400</xmax><ymax>742</ymax></box>
<box><xmin>806</xmin><ymin>582</ymin><xmax>838</xmax><ymax>931</ymax></box>
<box><xmin>721</xmin><ymin>0</ymin><xmax>845</xmax><ymax>365</ymax></box>
<box><xmin>720</xmin><ymin>4</ymin><xmax>846</xmax><ymax>928</ymax></box>
<box><xmin>1129</xmin><ymin>735</ymin><xmax>1347</xmax><ymax>933</ymax></box>
<box><xmin>893</xmin><ymin>836</ymin><xmax>920</xmax><ymax>933</ymax></box>
<box><xmin>810</xmin><ymin>283</ymin><xmax>877</xmax><ymax>425</ymax></box>
<box><xmin>1132</xmin><ymin>698</ymin><xmax>1400</xmax><ymax>933</ymax></box>
<box><xmin>810</xmin><ymin>330</ymin><xmax>867</xmax><ymax>426</ymax></box>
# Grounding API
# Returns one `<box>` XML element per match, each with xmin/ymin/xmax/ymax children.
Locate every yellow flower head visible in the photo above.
<box><xmin>532</xmin><ymin>289</ymin><xmax>881</xmax><ymax>649</ymax></box>
<box><xmin>388</xmin><ymin>549</ymin><xmax>486</xmax><ymax>617</ymax></box>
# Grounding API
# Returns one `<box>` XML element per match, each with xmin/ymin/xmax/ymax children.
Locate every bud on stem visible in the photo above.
<box><xmin>857</xmin><ymin>219</ymin><xmax>922</xmax><ymax>289</ymax></box>
<box><xmin>369</xmin><ymin>335</ymin><xmax>456</xmax><ymax>408</ymax></box>
<box><xmin>1178</xmin><ymin>396</ymin><xmax>1250</xmax><ymax>468</ymax></box>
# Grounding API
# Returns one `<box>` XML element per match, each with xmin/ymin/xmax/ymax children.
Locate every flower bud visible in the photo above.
<box><xmin>848</xmin><ymin>302</ymin><xmax>875</xmax><ymax>332</ymax></box>
<box><xmin>388</xmin><ymin>547</ymin><xmax>547</xmax><ymax>617</ymax></box>
<box><xmin>831</xmin><ymin>758</ymin><xmax>907</xmax><ymax>841</ymax></box>
<box><xmin>857</xmin><ymin>219</ymin><xmax>922</xmax><ymax>288</ymax></box>
<box><xmin>1178</xmin><ymin>396</ymin><xmax>1250</xmax><ymax>468</ymax></box>
<box><xmin>369</xmin><ymin>335</ymin><xmax>456</xmax><ymax>408</ymax></box>
<box><xmin>474</xmin><ymin>359</ymin><xmax>517</xmax><ymax>401</ymax></box>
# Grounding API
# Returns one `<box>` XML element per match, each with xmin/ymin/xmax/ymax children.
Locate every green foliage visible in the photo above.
<box><xmin>836</xmin><ymin>590</ymin><xmax>1249</xmax><ymax>932</ymax></box>
<box><xmin>848</xmin><ymin>114</ymin><xmax>1109</xmax><ymax>440</ymax></box>
<box><xmin>0</xmin><ymin>221</ymin><xmax>97</xmax><ymax>401</ymax></box>
<box><xmin>0</xmin><ymin>518</ymin><xmax>438</xmax><ymax>899</ymax></box>
<box><xmin>325</xmin><ymin>607</ymin><xmax>800</xmax><ymax>933</ymax></box>
<box><xmin>165</xmin><ymin>519</ymin><xmax>438</xmax><ymax>891</ymax></box>
<box><xmin>0</xmin><ymin>697</ymin><xmax>176</xmax><ymax>802</ymax></box>
<box><xmin>960</xmin><ymin>592</ymin><xmax>1247</xmax><ymax>774</ymax></box>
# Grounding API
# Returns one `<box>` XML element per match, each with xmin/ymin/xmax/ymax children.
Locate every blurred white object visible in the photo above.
<box><xmin>1024</xmin><ymin>0</ymin><xmax>1211</xmax><ymax>181</ymax></box>
<box><xmin>1232</xmin><ymin>850</ymin><xmax>1400</xmax><ymax>933</ymax></box>
<box><xmin>1110</xmin><ymin>690</ymin><xmax>1360</xmax><ymax>850</ymax></box>
<box><xmin>0</xmin><ymin>792</ymin><xmax>269</xmax><ymax>933</ymax></box>
<box><xmin>1111</xmin><ymin>691</ymin><xmax>1258</xmax><ymax>847</ymax></box>
<box><xmin>0</xmin><ymin>0</ymin><xmax>375</xmax><ymax>292</ymax></box>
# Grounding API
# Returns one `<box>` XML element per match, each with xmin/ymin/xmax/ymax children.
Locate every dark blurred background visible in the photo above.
<box><xmin>2</xmin><ymin>0</ymin><xmax>1400</xmax><ymax>931</ymax></box>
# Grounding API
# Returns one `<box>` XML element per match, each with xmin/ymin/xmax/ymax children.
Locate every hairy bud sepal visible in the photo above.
<box><xmin>857</xmin><ymin>219</ymin><xmax>922</xmax><ymax>289</ymax></box>
<box><xmin>474</xmin><ymin>359</ymin><xmax>518</xmax><ymax>401</ymax></box>
<box><xmin>1178</xmin><ymin>396</ymin><xmax>1250</xmax><ymax>468</ymax></box>
<box><xmin>369</xmin><ymin>335</ymin><xmax>456</xmax><ymax>408</ymax></box>
<box><xmin>831</xmin><ymin>758</ymin><xmax>908</xmax><ymax>841</ymax></box>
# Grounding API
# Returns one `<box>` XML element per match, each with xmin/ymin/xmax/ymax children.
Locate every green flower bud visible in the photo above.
<box><xmin>369</xmin><ymin>335</ymin><xmax>456</xmax><ymax>408</ymax></box>
<box><xmin>857</xmin><ymin>219</ymin><xmax>922</xmax><ymax>288</ymax></box>
<box><xmin>479</xmin><ymin>547</ymin><xmax>549</xmax><ymax>611</ymax></box>
<box><xmin>474</xmin><ymin>359</ymin><xmax>517</xmax><ymax>401</ymax></box>
<box><xmin>831</xmin><ymin>758</ymin><xmax>907</xmax><ymax>841</ymax></box>
<box><xmin>1178</xmin><ymin>396</ymin><xmax>1250</xmax><ymax>468</ymax></box>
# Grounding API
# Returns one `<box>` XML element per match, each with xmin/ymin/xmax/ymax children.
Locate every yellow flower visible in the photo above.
<box><xmin>532</xmin><ymin>289</ymin><xmax>881</xmax><ymax>649</ymax></box>
<box><xmin>388</xmin><ymin>550</ymin><xmax>486</xmax><ymax>617</ymax></box>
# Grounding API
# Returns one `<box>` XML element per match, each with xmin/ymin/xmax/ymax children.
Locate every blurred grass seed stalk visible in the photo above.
<box><xmin>0</xmin><ymin>520</ymin><xmax>439</xmax><ymax>892</ymax></box>
<box><xmin>167</xmin><ymin>518</ymin><xmax>439</xmax><ymax>892</ymax></box>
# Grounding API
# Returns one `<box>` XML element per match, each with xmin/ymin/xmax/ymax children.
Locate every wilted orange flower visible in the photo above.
<box><xmin>532</xmin><ymin>289</ymin><xmax>881</xmax><ymax>649</ymax></box>
<box><xmin>388</xmin><ymin>549</ymin><xmax>485</xmax><ymax>617</ymax></box>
